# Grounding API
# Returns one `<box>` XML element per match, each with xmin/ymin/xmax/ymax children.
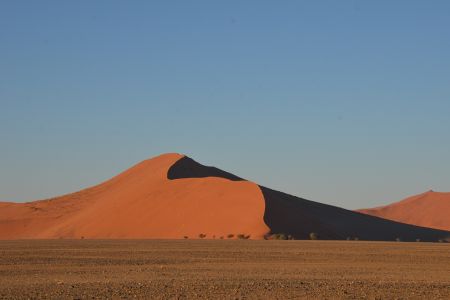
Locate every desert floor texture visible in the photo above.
<box><xmin>0</xmin><ymin>240</ymin><xmax>449</xmax><ymax>299</ymax></box>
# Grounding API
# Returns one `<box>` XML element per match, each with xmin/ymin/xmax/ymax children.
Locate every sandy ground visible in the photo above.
<box><xmin>0</xmin><ymin>240</ymin><xmax>449</xmax><ymax>299</ymax></box>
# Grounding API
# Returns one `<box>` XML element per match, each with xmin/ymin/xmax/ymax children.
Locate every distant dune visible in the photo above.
<box><xmin>0</xmin><ymin>153</ymin><xmax>449</xmax><ymax>241</ymax></box>
<box><xmin>358</xmin><ymin>190</ymin><xmax>450</xmax><ymax>231</ymax></box>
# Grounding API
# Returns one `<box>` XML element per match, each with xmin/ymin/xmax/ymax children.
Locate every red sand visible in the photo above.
<box><xmin>0</xmin><ymin>153</ymin><xmax>269</xmax><ymax>239</ymax></box>
<box><xmin>358</xmin><ymin>190</ymin><xmax>450</xmax><ymax>231</ymax></box>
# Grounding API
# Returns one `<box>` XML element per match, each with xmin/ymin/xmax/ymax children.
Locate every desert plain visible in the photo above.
<box><xmin>0</xmin><ymin>239</ymin><xmax>449</xmax><ymax>299</ymax></box>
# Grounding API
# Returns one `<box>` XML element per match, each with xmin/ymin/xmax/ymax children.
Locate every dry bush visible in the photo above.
<box><xmin>237</xmin><ymin>234</ymin><xmax>250</xmax><ymax>240</ymax></box>
<box><xmin>264</xmin><ymin>233</ymin><xmax>288</xmax><ymax>240</ymax></box>
<box><xmin>198</xmin><ymin>233</ymin><xmax>206</xmax><ymax>239</ymax></box>
<box><xmin>309</xmin><ymin>232</ymin><xmax>319</xmax><ymax>240</ymax></box>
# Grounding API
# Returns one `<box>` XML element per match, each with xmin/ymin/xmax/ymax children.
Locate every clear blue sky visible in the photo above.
<box><xmin>1</xmin><ymin>1</ymin><xmax>449</xmax><ymax>209</ymax></box>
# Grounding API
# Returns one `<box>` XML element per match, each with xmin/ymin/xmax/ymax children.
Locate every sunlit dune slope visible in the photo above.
<box><xmin>0</xmin><ymin>154</ymin><xmax>269</xmax><ymax>239</ymax></box>
<box><xmin>357</xmin><ymin>190</ymin><xmax>450</xmax><ymax>231</ymax></box>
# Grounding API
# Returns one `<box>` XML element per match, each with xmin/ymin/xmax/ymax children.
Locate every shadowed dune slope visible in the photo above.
<box><xmin>0</xmin><ymin>153</ymin><xmax>449</xmax><ymax>241</ymax></box>
<box><xmin>357</xmin><ymin>190</ymin><xmax>450</xmax><ymax>231</ymax></box>
<box><xmin>262</xmin><ymin>187</ymin><xmax>449</xmax><ymax>242</ymax></box>
<box><xmin>0</xmin><ymin>154</ymin><xmax>269</xmax><ymax>239</ymax></box>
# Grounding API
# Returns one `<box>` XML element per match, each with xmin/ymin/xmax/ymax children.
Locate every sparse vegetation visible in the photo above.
<box><xmin>346</xmin><ymin>237</ymin><xmax>351</xmax><ymax>241</ymax></box>
<box><xmin>237</xmin><ymin>234</ymin><xmax>250</xmax><ymax>240</ymax></box>
<box><xmin>219</xmin><ymin>236</ymin><xmax>224</xmax><ymax>239</ymax></box>
<box><xmin>198</xmin><ymin>233</ymin><xmax>206</xmax><ymax>239</ymax></box>
<box><xmin>264</xmin><ymin>233</ymin><xmax>288</xmax><ymax>240</ymax></box>
<box><xmin>354</xmin><ymin>237</ymin><xmax>359</xmax><ymax>241</ymax></box>
<box><xmin>416</xmin><ymin>238</ymin><xmax>421</xmax><ymax>242</ymax></box>
<box><xmin>309</xmin><ymin>232</ymin><xmax>319</xmax><ymax>240</ymax></box>
<box><xmin>227</xmin><ymin>234</ymin><xmax>234</xmax><ymax>239</ymax></box>
<box><xmin>183</xmin><ymin>236</ymin><xmax>189</xmax><ymax>239</ymax></box>
<box><xmin>395</xmin><ymin>237</ymin><xmax>401</xmax><ymax>242</ymax></box>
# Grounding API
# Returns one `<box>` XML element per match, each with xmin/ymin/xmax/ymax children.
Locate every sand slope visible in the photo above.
<box><xmin>0</xmin><ymin>154</ymin><xmax>269</xmax><ymax>239</ymax></box>
<box><xmin>0</xmin><ymin>153</ymin><xmax>449</xmax><ymax>241</ymax></box>
<box><xmin>358</xmin><ymin>190</ymin><xmax>450</xmax><ymax>231</ymax></box>
<box><xmin>262</xmin><ymin>187</ymin><xmax>449</xmax><ymax>241</ymax></box>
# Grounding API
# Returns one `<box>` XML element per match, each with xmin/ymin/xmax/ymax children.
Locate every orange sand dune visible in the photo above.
<box><xmin>358</xmin><ymin>190</ymin><xmax>450</xmax><ymax>231</ymax></box>
<box><xmin>1</xmin><ymin>153</ymin><xmax>449</xmax><ymax>241</ymax></box>
<box><xmin>0</xmin><ymin>154</ymin><xmax>269</xmax><ymax>239</ymax></box>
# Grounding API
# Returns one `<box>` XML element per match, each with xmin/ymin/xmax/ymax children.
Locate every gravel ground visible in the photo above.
<box><xmin>0</xmin><ymin>239</ymin><xmax>449</xmax><ymax>299</ymax></box>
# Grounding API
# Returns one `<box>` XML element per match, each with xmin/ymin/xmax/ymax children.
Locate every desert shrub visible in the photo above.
<box><xmin>346</xmin><ymin>237</ymin><xmax>351</xmax><ymax>241</ymax></box>
<box><xmin>309</xmin><ymin>232</ymin><xmax>319</xmax><ymax>240</ymax></box>
<box><xmin>183</xmin><ymin>236</ymin><xmax>189</xmax><ymax>239</ymax></box>
<box><xmin>227</xmin><ymin>234</ymin><xmax>234</xmax><ymax>239</ymax></box>
<box><xmin>277</xmin><ymin>233</ymin><xmax>287</xmax><ymax>240</ymax></box>
<box><xmin>81</xmin><ymin>236</ymin><xmax>85</xmax><ymax>240</ymax></box>
<box><xmin>287</xmin><ymin>235</ymin><xmax>294</xmax><ymax>240</ymax></box>
<box><xmin>354</xmin><ymin>237</ymin><xmax>359</xmax><ymax>241</ymax></box>
<box><xmin>219</xmin><ymin>236</ymin><xmax>224</xmax><ymax>239</ymax></box>
<box><xmin>265</xmin><ymin>233</ymin><xmax>288</xmax><ymax>240</ymax></box>
<box><xmin>198</xmin><ymin>233</ymin><xmax>206</xmax><ymax>239</ymax></box>
<box><xmin>438</xmin><ymin>239</ymin><xmax>446</xmax><ymax>243</ymax></box>
<box><xmin>395</xmin><ymin>237</ymin><xmax>401</xmax><ymax>242</ymax></box>
<box><xmin>416</xmin><ymin>238</ymin><xmax>421</xmax><ymax>242</ymax></box>
<box><xmin>212</xmin><ymin>235</ymin><xmax>216</xmax><ymax>239</ymax></box>
<box><xmin>237</xmin><ymin>234</ymin><xmax>250</xmax><ymax>240</ymax></box>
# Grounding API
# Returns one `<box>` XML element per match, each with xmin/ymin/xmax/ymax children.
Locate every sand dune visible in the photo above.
<box><xmin>0</xmin><ymin>153</ymin><xmax>449</xmax><ymax>241</ymax></box>
<box><xmin>358</xmin><ymin>190</ymin><xmax>450</xmax><ymax>231</ymax></box>
<box><xmin>0</xmin><ymin>154</ymin><xmax>268</xmax><ymax>239</ymax></box>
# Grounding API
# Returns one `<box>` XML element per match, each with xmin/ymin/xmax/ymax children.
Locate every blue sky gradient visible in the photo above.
<box><xmin>1</xmin><ymin>1</ymin><xmax>450</xmax><ymax>208</ymax></box>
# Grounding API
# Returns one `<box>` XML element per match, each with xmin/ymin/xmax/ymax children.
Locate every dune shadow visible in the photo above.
<box><xmin>167</xmin><ymin>156</ymin><xmax>244</xmax><ymax>181</ymax></box>
<box><xmin>260</xmin><ymin>186</ymin><xmax>450</xmax><ymax>242</ymax></box>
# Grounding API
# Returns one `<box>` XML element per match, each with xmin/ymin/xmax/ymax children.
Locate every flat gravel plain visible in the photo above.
<box><xmin>0</xmin><ymin>240</ymin><xmax>449</xmax><ymax>299</ymax></box>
